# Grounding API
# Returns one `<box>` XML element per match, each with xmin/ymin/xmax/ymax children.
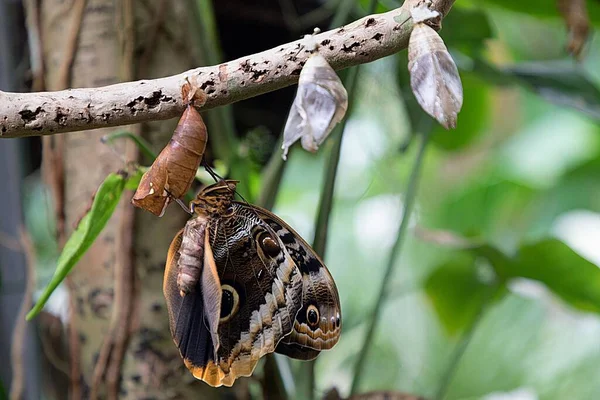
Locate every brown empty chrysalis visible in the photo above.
<box><xmin>132</xmin><ymin>80</ymin><xmax>208</xmax><ymax>216</ymax></box>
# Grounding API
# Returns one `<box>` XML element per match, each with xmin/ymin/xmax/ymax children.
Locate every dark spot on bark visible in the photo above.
<box><xmin>126</xmin><ymin>91</ymin><xmax>173</xmax><ymax>113</ymax></box>
<box><xmin>372</xmin><ymin>33</ymin><xmax>383</xmax><ymax>41</ymax></box>
<box><xmin>1</xmin><ymin>126</ymin><xmax>6</xmax><ymax>134</ymax></box>
<box><xmin>321</xmin><ymin>39</ymin><xmax>331</xmax><ymax>46</ymax></box>
<box><xmin>144</xmin><ymin>90</ymin><xmax>162</xmax><ymax>108</ymax></box>
<box><xmin>151</xmin><ymin>302</ymin><xmax>162</xmax><ymax>312</ymax></box>
<box><xmin>360</xmin><ymin>51</ymin><xmax>368</xmax><ymax>56</ymax></box>
<box><xmin>32</xmin><ymin>126</ymin><xmax>43</xmax><ymax>131</ymax></box>
<box><xmin>337</xmin><ymin>27</ymin><xmax>345</xmax><ymax>34</ymax></box>
<box><xmin>88</xmin><ymin>288</ymin><xmax>114</xmax><ymax>318</ymax></box>
<box><xmin>127</xmin><ymin>96</ymin><xmax>144</xmax><ymax>108</ymax></box>
<box><xmin>366</xmin><ymin>18</ymin><xmax>376</xmax><ymax>27</ymax></box>
<box><xmin>19</xmin><ymin>107</ymin><xmax>43</xmax><ymax>123</ymax></box>
<box><xmin>240</xmin><ymin>59</ymin><xmax>268</xmax><ymax>81</ymax></box>
<box><xmin>200</xmin><ymin>80</ymin><xmax>215</xmax><ymax>90</ymax></box>
<box><xmin>241</xmin><ymin>81</ymin><xmax>245</xmax><ymax>86</ymax></box>
<box><xmin>342</xmin><ymin>42</ymin><xmax>360</xmax><ymax>52</ymax></box>
<box><xmin>68</xmin><ymin>95</ymin><xmax>74</xmax><ymax>99</ymax></box>
<box><xmin>103</xmin><ymin>235</ymin><xmax>115</xmax><ymax>244</ymax></box>
<box><xmin>291</xmin><ymin>68</ymin><xmax>302</xmax><ymax>75</ymax></box>
<box><xmin>79</xmin><ymin>333</ymin><xmax>87</xmax><ymax>344</ymax></box>
<box><xmin>101</xmin><ymin>113</ymin><xmax>111</xmax><ymax>121</ymax></box>
<box><xmin>393</xmin><ymin>25</ymin><xmax>401</xmax><ymax>31</ymax></box>
<box><xmin>131</xmin><ymin>375</ymin><xmax>142</xmax><ymax>383</ymax></box>
<box><xmin>220</xmin><ymin>89</ymin><xmax>228</xmax><ymax>95</ymax></box>
<box><xmin>54</xmin><ymin>108</ymin><xmax>68</xmax><ymax>125</ymax></box>
<box><xmin>329</xmin><ymin>46</ymin><xmax>335</xmax><ymax>51</ymax></box>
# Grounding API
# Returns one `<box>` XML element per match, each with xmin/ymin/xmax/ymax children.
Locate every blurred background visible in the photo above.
<box><xmin>1</xmin><ymin>0</ymin><xmax>600</xmax><ymax>399</ymax></box>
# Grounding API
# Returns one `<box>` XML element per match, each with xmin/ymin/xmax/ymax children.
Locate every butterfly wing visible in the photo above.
<box><xmin>164</xmin><ymin>204</ymin><xmax>304</xmax><ymax>387</ymax></box>
<box><xmin>248</xmin><ymin>204</ymin><xmax>342</xmax><ymax>359</ymax></box>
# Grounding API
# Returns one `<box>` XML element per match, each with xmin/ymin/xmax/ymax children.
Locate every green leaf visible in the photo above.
<box><xmin>442</xmin><ymin>7</ymin><xmax>494</xmax><ymax>55</ymax></box>
<box><xmin>425</xmin><ymin>255</ymin><xmax>502</xmax><ymax>335</ymax></box>
<box><xmin>469</xmin><ymin>58</ymin><xmax>600</xmax><ymax>120</ymax></box>
<box><xmin>477</xmin><ymin>0</ymin><xmax>600</xmax><ymax>25</ymax></box>
<box><xmin>125</xmin><ymin>168</ymin><xmax>143</xmax><ymax>191</ymax></box>
<box><xmin>508</xmin><ymin>238</ymin><xmax>600</xmax><ymax>313</ymax></box>
<box><xmin>27</xmin><ymin>172</ymin><xmax>126</xmax><ymax>320</ymax></box>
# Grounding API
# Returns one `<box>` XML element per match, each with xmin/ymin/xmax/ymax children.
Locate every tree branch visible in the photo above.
<box><xmin>1</xmin><ymin>4</ymin><xmax>419</xmax><ymax>138</ymax></box>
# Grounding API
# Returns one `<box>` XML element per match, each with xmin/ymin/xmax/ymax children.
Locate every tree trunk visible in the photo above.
<box><xmin>37</xmin><ymin>0</ymin><xmax>231</xmax><ymax>398</ymax></box>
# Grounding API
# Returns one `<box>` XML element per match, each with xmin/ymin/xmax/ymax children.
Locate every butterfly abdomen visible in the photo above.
<box><xmin>177</xmin><ymin>216</ymin><xmax>208</xmax><ymax>296</ymax></box>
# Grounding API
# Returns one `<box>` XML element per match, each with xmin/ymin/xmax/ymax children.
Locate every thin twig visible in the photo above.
<box><xmin>23</xmin><ymin>0</ymin><xmax>45</xmax><ymax>91</ymax></box>
<box><xmin>67</xmin><ymin>288</ymin><xmax>82</xmax><ymax>400</ymax></box>
<box><xmin>433</xmin><ymin>286</ymin><xmax>497</xmax><ymax>400</ymax></box>
<box><xmin>137</xmin><ymin>0</ymin><xmax>168</xmax><ymax>77</ymax></box>
<box><xmin>256</xmin><ymin>137</ymin><xmax>285</xmax><ymax>210</ymax></box>
<box><xmin>50</xmin><ymin>4</ymin><xmax>89</xmax><ymax>398</ymax></box>
<box><xmin>90</xmin><ymin>3</ymin><xmax>139</xmax><ymax>398</ymax></box>
<box><xmin>9</xmin><ymin>229</ymin><xmax>36</xmax><ymax>400</ymax></box>
<box><xmin>56</xmin><ymin>0</ymin><xmax>88</xmax><ymax>89</ymax></box>
<box><xmin>186</xmin><ymin>0</ymin><xmax>246</xmax><ymax>195</ymax></box>
<box><xmin>305</xmin><ymin>0</ymin><xmax>379</xmax><ymax>396</ymax></box>
<box><xmin>350</xmin><ymin>132</ymin><xmax>430</xmax><ymax>394</ymax></box>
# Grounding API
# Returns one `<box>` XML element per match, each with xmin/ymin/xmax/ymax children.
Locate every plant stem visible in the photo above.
<box><xmin>434</xmin><ymin>286</ymin><xmax>496</xmax><ymax>400</ymax></box>
<box><xmin>304</xmin><ymin>0</ymin><xmax>379</xmax><ymax>397</ymax></box>
<box><xmin>187</xmin><ymin>0</ymin><xmax>253</xmax><ymax>198</ymax></box>
<box><xmin>329</xmin><ymin>0</ymin><xmax>356</xmax><ymax>29</ymax></box>
<box><xmin>350</xmin><ymin>131</ymin><xmax>430</xmax><ymax>394</ymax></box>
<box><xmin>257</xmin><ymin>138</ymin><xmax>286</xmax><ymax>210</ymax></box>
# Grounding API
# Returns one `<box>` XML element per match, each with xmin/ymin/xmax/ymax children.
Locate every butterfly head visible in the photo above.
<box><xmin>190</xmin><ymin>180</ymin><xmax>238</xmax><ymax>217</ymax></box>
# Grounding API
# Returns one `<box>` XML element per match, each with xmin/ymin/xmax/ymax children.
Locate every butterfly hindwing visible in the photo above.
<box><xmin>248</xmin><ymin>205</ymin><xmax>342</xmax><ymax>358</ymax></box>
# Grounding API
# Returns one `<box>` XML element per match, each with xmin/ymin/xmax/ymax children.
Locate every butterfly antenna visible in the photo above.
<box><xmin>202</xmin><ymin>160</ymin><xmax>225</xmax><ymax>183</ymax></box>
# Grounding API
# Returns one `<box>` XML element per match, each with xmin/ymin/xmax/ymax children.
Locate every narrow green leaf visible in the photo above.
<box><xmin>478</xmin><ymin>0</ymin><xmax>600</xmax><ymax>26</ymax></box>
<box><xmin>26</xmin><ymin>172</ymin><xmax>126</xmax><ymax>320</ymax></box>
<box><xmin>509</xmin><ymin>238</ymin><xmax>600</xmax><ymax>313</ymax></box>
<box><xmin>469</xmin><ymin>58</ymin><xmax>600</xmax><ymax>120</ymax></box>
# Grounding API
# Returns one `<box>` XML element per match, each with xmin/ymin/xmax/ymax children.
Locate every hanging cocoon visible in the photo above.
<box><xmin>281</xmin><ymin>33</ymin><xmax>348</xmax><ymax>160</ymax></box>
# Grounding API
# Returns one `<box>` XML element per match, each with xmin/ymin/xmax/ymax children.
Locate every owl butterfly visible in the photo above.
<box><xmin>163</xmin><ymin>180</ymin><xmax>341</xmax><ymax>387</ymax></box>
<box><xmin>132</xmin><ymin>80</ymin><xmax>208</xmax><ymax>216</ymax></box>
<box><xmin>281</xmin><ymin>28</ymin><xmax>348</xmax><ymax>160</ymax></box>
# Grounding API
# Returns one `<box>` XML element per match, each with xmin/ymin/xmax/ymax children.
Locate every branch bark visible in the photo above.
<box><xmin>1</xmin><ymin>4</ymin><xmax>419</xmax><ymax>138</ymax></box>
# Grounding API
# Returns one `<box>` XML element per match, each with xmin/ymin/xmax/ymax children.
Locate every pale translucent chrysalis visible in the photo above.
<box><xmin>281</xmin><ymin>30</ymin><xmax>348</xmax><ymax>160</ymax></box>
<box><xmin>408</xmin><ymin>7</ymin><xmax>463</xmax><ymax>129</ymax></box>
